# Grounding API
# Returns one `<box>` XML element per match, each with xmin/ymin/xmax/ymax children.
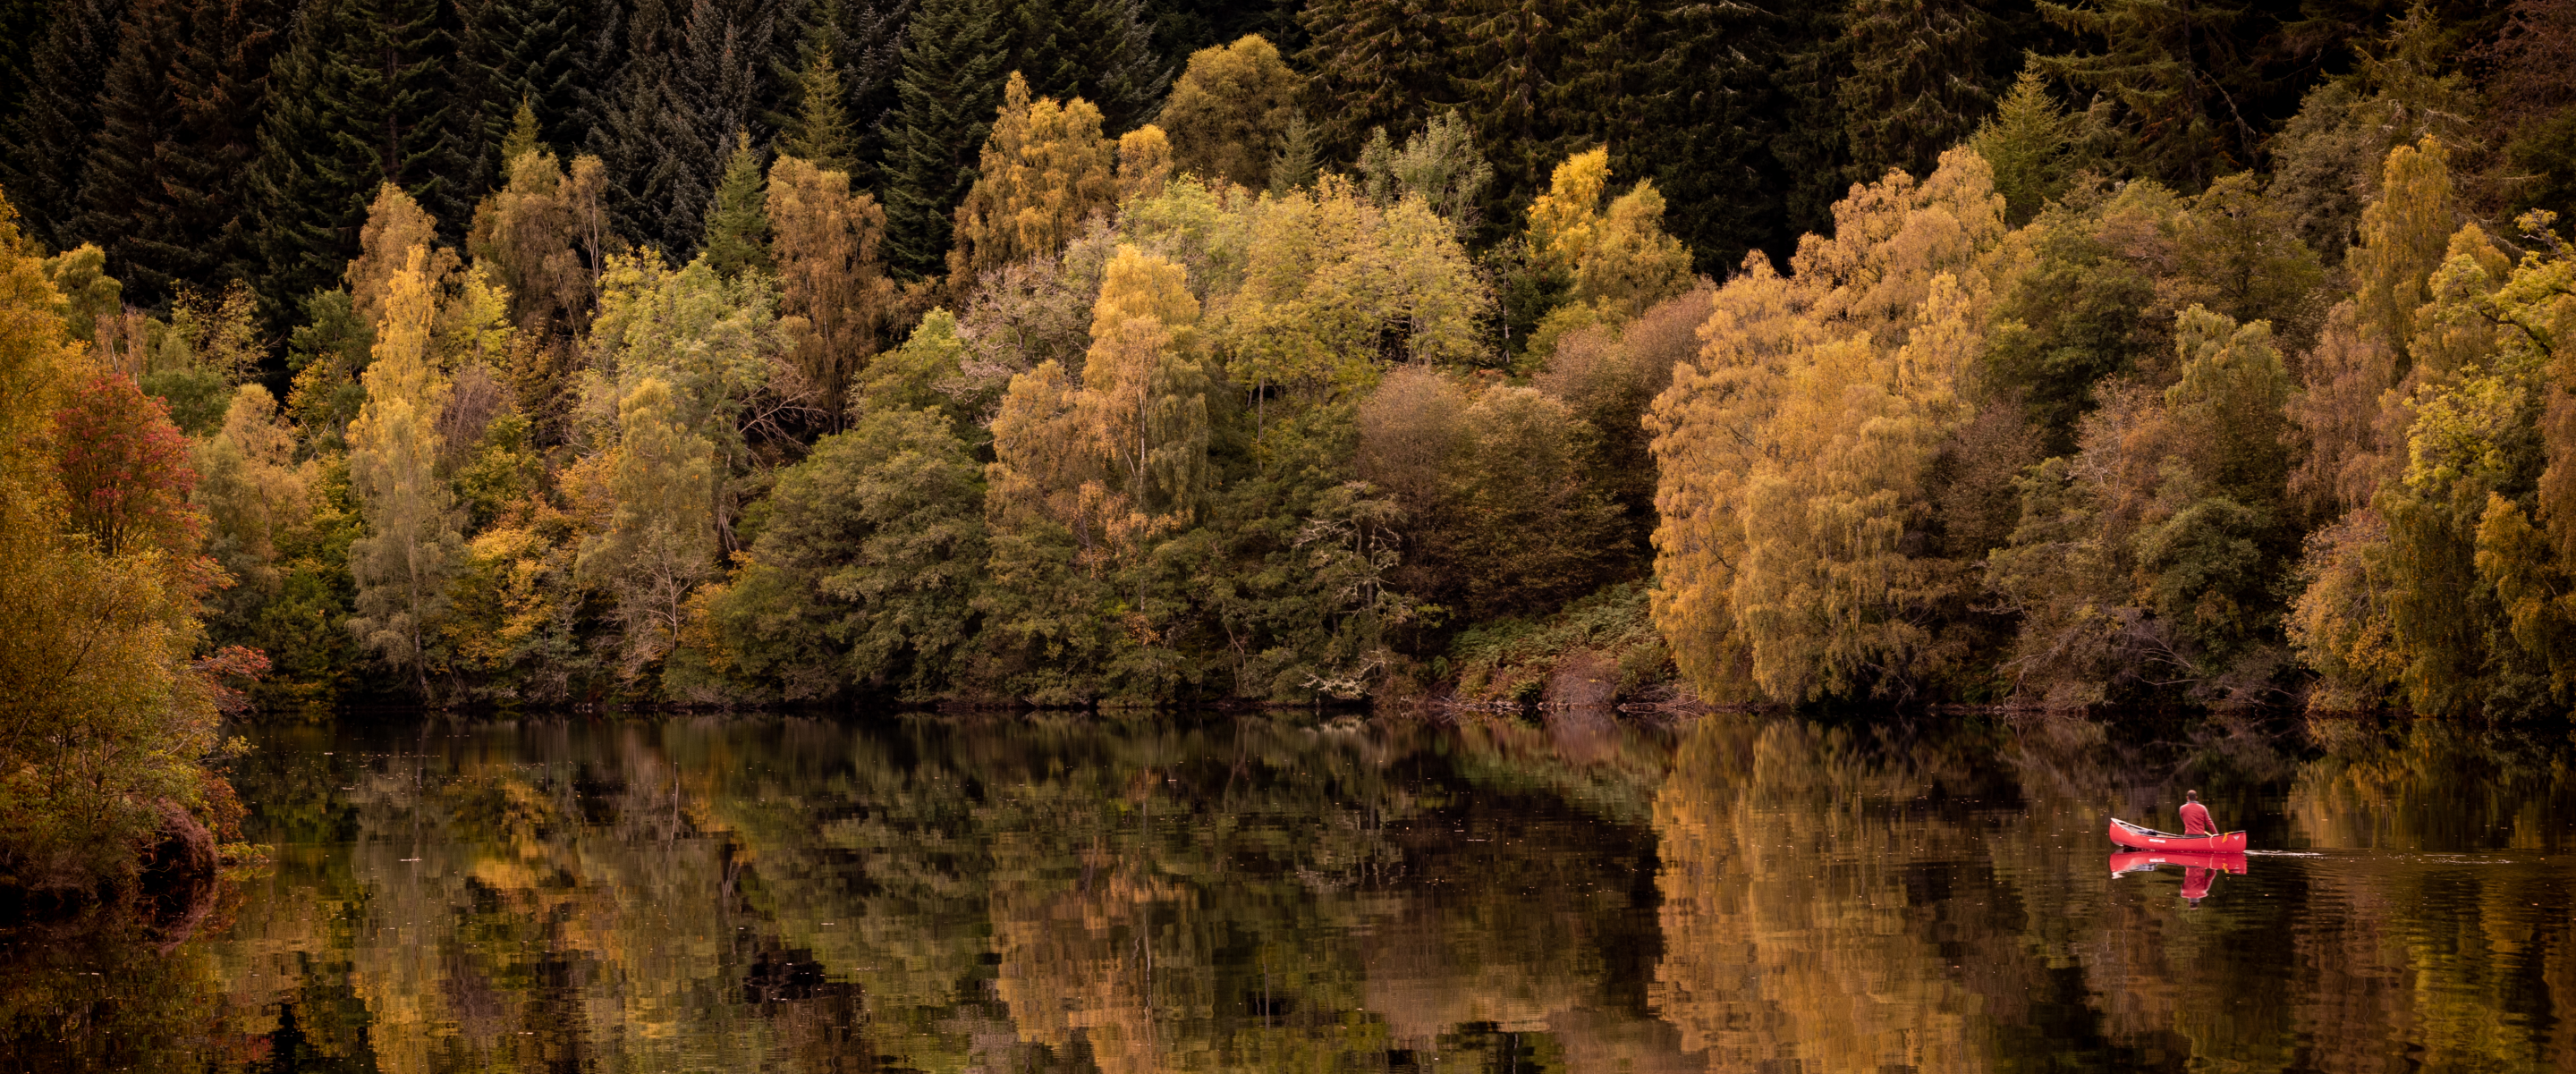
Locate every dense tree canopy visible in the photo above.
<box><xmin>0</xmin><ymin>0</ymin><xmax>2573</xmax><ymax>747</ymax></box>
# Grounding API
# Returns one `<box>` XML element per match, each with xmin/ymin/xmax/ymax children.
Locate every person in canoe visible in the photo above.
<box><xmin>2180</xmin><ymin>791</ymin><xmax>2215</xmax><ymax>836</ymax></box>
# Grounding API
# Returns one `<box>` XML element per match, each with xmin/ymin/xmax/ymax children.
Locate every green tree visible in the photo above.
<box><xmin>1837</xmin><ymin>0</ymin><xmax>1996</xmax><ymax>187</ymax></box>
<box><xmin>691</xmin><ymin>407</ymin><xmax>987</xmax><ymax>699</ymax></box>
<box><xmin>1297</xmin><ymin>0</ymin><xmax>1454</xmax><ymax>156</ymax></box>
<box><xmin>779</xmin><ymin>42</ymin><xmax>858</xmax><ymax>173</ymax></box>
<box><xmin>1969</xmin><ymin>69</ymin><xmax>2083</xmax><ymax>224</ymax></box>
<box><xmin>77</xmin><ymin>0</ymin><xmax>287</xmax><ymax>309</ymax></box>
<box><xmin>699</xmin><ymin>131</ymin><xmax>774</xmax><ymax>280</ymax></box>
<box><xmin>2033</xmin><ymin>0</ymin><xmax>2269</xmax><ymax>186</ymax></box>
<box><xmin>0</xmin><ymin>0</ymin><xmax>128</xmax><ymax>252</ymax></box>
<box><xmin>584</xmin><ymin>376</ymin><xmax>717</xmax><ymax>681</ymax></box>
<box><xmin>880</xmin><ymin>0</ymin><xmax>1008</xmax><ymax>277</ymax></box>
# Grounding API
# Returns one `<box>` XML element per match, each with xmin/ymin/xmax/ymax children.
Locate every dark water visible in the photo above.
<box><xmin>4</xmin><ymin>711</ymin><xmax>2574</xmax><ymax>1072</ymax></box>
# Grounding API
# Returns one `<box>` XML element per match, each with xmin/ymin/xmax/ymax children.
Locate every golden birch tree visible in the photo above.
<box><xmin>768</xmin><ymin>154</ymin><xmax>898</xmax><ymax>426</ymax></box>
<box><xmin>948</xmin><ymin>73</ymin><xmax>1121</xmax><ymax>282</ymax></box>
<box><xmin>346</xmin><ymin>245</ymin><xmax>464</xmax><ymax>696</ymax></box>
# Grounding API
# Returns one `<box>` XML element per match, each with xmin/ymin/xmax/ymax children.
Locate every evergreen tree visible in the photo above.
<box><xmin>700</xmin><ymin>131</ymin><xmax>773</xmax><ymax>278</ymax></box>
<box><xmin>0</xmin><ymin>0</ymin><xmax>42</xmax><ymax>124</ymax></box>
<box><xmin>583</xmin><ymin>0</ymin><xmax>684</xmax><ymax>250</ymax></box>
<box><xmin>585</xmin><ymin>0</ymin><xmax>784</xmax><ymax>258</ymax></box>
<box><xmin>1453</xmin><ymin>0</ymin><xmax>1579</xmax><ymax>229</ymax></box>
<box><xmin>1297</xmin><ymin>0</ymin><xmax>1455</xmax><ymax>157</ymax></box>
<box><xmin>665</xmin><ymin>0</ymin><xmax>768</xmax><ymax>252</ymax></box>
<box><xmin>456</xmin><ymin>0</ymin><xmax>588</xmax><ymax>191</ymax></box>
<box><xmin>781</xmin><ymin>43</ymin><xmax>859</xmax><ymax>173</ymax></box>
<box><xmin>773</xmin><ymin>0</ymin><xmax>915</xmax><ymax>185</ymax></box>
<box><xmin>1970</xmin><ymin>68</ymin><xmax>2082</xmax><ymax>224</ymax></box>
<box><xmin>1838</xmin><ymin>0</ymin><xmax>1997</xmax><ymax>186</ymax></box>
<box><xmin>880</xmin><ymin>0</ymin><xmax>1007</xmax><ymax>277</ymax></box>
<box><xmin>0</xmin><ymin>0</ymin><xmax>125</xmax><ymax>252</ymax></box>
<box><xmin>1018</xmin><ymin>0</ymin><xmax>1165</xmax><ymax>133</ymax></box>
<box><xmin>247</xmin><ymin>0</ymin><xmax>466</xmax><ymax>321</ymax></box>
<box><xmin>1767</xmin><ymin>0</ymin><xmax>1855</xmax><ymax>239</ymax></box>
<box><xmin>2035</xmin><ymin>0</ymin><xmax>2273</xmax><ymax>187</ymax></box>
<box><xmin>77</xmin><ymin>0</ymin><xmax>288</xmax><ymax>309</ymax></box>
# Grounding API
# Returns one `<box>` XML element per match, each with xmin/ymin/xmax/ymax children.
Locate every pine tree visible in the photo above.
<box><xmin>669</xmin><ymin>0</ymin><xmax>776</xmax><ymax>242</ymax></box>
<box><xmin>881</xmin><ymin>0</ymin><xmax>1007</xmax><ymax>277</ymax></box>
<box><xmin>1453</xmin><ymin>0</ymin><xmax>1579</xmax><ymax>226</ymax></box>
<box><xmin>1297</xmin><ymin>0</ymin><xmax>1456</xmax><ymax>157</ymax></box>
<box><xmin>781</xmin><ymin>43</ymin><xmax>859</xmax><ymax>173</ymax></box>
<box><xmin>76</xmin><ymin>0</ymin><xmax>288</xmax><ymax>309</ymax></box>
<box><xmin>1838</xmin><ymin>0</ymin><xmax>1996</xmax><ymax>187</ymax></box>
<box><xmin>773</xmin><ymin>0</ymin><xmax>914</xmax><ymax>184</ymax></box>
<box><xmin>246</xmin><ymin>0</ymin><xmax>466</xmax><ymax>322</ymax></box>
<box><xmin>456</xmin><ymin>0</ymin><xmax>587</xmax><ymax>191</ymax></box>
<box><xmin>0</xmin><ymin>0</ymin><xmax>43</xmax><ymax>124</ymax></box>
<box><xmin>1034</xmin><ymin>0</ymin><xmax>1165</xmax><ymax>133</ymax></box>
<box><xmin>700</xmin><ymin>131</ymin><xmax>773</xmax><ymax>278</ymax></box>
<box><xmin>0</xmin><ymin>0</ymin><xmax>126</xmax><ymax>251</ymax></box>
<box><xmin>1970</xmin><ymin>69</ymin><xmax>2081</xmax><ymax>224</ymax></box>
<box><xmin>2035</xmin><ymin>0</ymin><xmax>2268</xmax><ymax>187</ymax></box>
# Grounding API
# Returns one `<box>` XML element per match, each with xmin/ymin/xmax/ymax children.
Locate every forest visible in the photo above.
<box><xmin>1</xmin><ymin>0</ymin><xmax>2574</xmax><ymax>884</ymax></box>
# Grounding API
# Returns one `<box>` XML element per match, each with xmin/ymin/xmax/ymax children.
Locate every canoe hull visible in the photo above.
<box><xmin>2107</xmin><ymin>817</ymin><xmax>2247</xmax><ymax>852</ymax></box>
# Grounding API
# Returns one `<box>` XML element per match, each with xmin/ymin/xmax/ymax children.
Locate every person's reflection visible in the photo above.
<box><xmin>2180</xmin><ymin>863</ymin><xmax>2215</xmax><ymax>907</ymax></box>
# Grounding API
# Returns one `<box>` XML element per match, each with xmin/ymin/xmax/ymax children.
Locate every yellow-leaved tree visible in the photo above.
<box><xmin>1524</xmin><ymin>148</ymin><xmax>1694</xmax><ymax>334</ymax></box>
<box><xmin>769</xmin><ymin>154</ymin><xmax>898</xmax><ymax>427</ymax></box>
<box><xmin>347</xmin><ymin>245</ymin><xmax>465</xmax><ymax>696</ymax></box>
<box><xmin>1647</xmin><ymin>148</ymin><xmax>2004</xmax><ymax>702</ymax></box>
<box><xmin>948</xmin><ymin>73</ymin><xmax>1125</xmax><ymax>283</ymax></box>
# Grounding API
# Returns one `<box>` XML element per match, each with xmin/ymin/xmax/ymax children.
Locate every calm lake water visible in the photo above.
<box><xmin>4</xmin><ymin>710</ymin><xmax>2573</xmax><ymax>1072</ymax></box>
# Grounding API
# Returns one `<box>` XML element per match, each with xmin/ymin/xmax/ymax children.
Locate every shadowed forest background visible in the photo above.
<box><xmin>2</xmin><ymin>0</ymin><xmax>2576</xmax><ymax>890</ymax></box>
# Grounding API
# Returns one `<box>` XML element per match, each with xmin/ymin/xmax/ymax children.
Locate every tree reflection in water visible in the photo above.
<box><xmin>1</xmin><ymin>712</ymin><xmax>2569</xmax><ymax>1073</ymax></box>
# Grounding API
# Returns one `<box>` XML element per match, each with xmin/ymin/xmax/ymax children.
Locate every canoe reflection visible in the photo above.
<box><xmin>2109</xmin><ymin>849</ymin><xmax>2249</xmax><ymax>905</ymax></box>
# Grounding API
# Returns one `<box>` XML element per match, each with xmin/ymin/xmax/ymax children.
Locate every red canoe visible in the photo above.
<box><xmin>2107</xmin><ymin>817</ymin><xmax>2247</xmax><ymax>852</ymax></box>
<box><xmin>2108</xmin><ymin>849</ymin><xmax>2249</xmax><ymax>877</ymax></box>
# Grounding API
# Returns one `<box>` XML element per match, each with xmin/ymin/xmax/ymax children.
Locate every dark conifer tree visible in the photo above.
<box><xmin>1298</xmin><ymin>0</ymin><xmax>1457</xmax><ymax>156</ymax></box>
<box><xmin>247</xmin><ymin>0</ymin><xmax>465</xmax><ymax>321</ymax></box>
<box><xmin>1</xmin><ymin>0</ymin><xmax>131</xmax><ymax>251</ymax></box>
<box><xmin>77</xmin><ymin>0</ymin><xmax>286</xmax><ymax>307</ymax></box>
<box><xmin>1140</xmin><ymin>0</ymin><xmax>1303</xmax><ymax>69</ymax></box>
<box><xmin>584</xmin><ymin>0</ymin><xmax>683</xmax><ymax>249</ymax></box>
<box><xmin>2035</xmin><ymin>0</ymin><xmax>2275</xmax><ymax>187</ymax></box>
<box><xmin>880</xmin><ymin>0</ymin><xmax>1005</xmax><ymax>277</ymax></box>
<box><xmin>1455</xmin><ymin>0</ymin><xmax>1578</xmax><ymax>232</ymax></box>
<box><xmin>458</xmin><ymin>0</ymin><xmax>589</xmax><ymax>190</ymax></box>
<box><xmin>1838</xmin><ymin>0</ymin><xmax>1997</xmax><ymax>185</ymax></box>
<box><xmin>1767</xmin><ymin>0</ymin><xmax>1855</xmax><ymax>239</ymax></box>
<box><xmin>1586</xmin><ymin>0</ymin><xmax>1794</xmax><ymax>271</ymax></box>
<box><xmin>0</xmin><ymin>0</ymin><xmax>47</xmax><ymax>129</ymax></box>
<box><xmin>772</xmin><ymin>0</ymin><xmax>913</xmax><ymax>183</ymax></box>
<box><xmin>1010</xmin><ymin>0</ymin><xmax>1163</xmax><ymax>131</ymax></box>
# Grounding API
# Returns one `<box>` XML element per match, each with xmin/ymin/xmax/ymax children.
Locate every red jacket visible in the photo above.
<box><xmin>2180</xmin><ymin>800</ymin><xmax>2215</xmax><ymax>835</ymax></box>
